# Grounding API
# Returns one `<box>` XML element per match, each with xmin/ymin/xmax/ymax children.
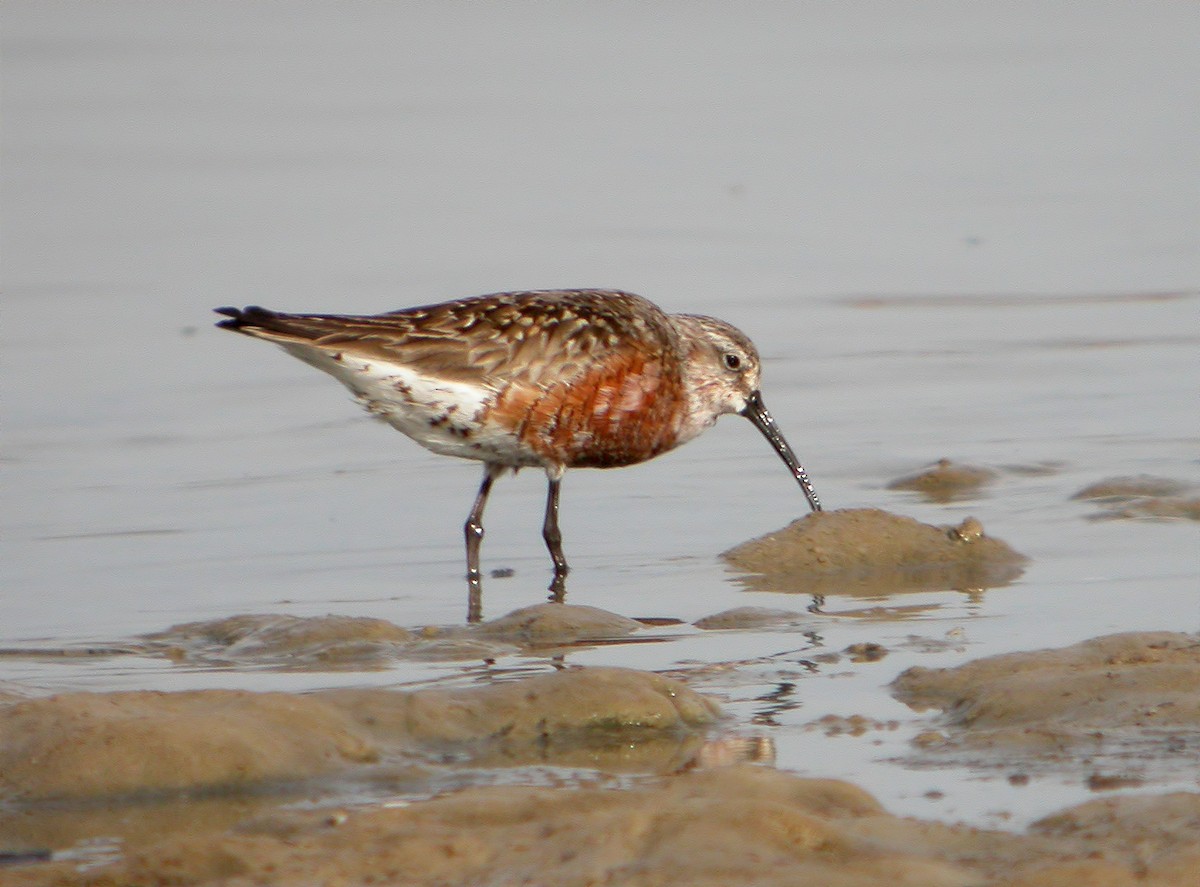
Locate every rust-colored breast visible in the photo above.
<box><xmin>489</xmin><ymin>348</ymin><xmax>688</xmax><ymax>469</ymax></box>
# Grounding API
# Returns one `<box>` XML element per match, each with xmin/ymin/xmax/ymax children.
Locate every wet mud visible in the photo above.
<box><xmin>886</xmin><ymin>458</ymin><xmax>998</xmax><ymax>502</ymax></box>
<box><xmin>146</xmin><ymin>613</ymin><xmax>417</xmax><ymax>669</ymax></box>
<box><xmin>892</xmin><ymin>632</ymin><xmax>1200</xmax><ymax>782</ymax></box>
<box><xmin>722</xmin><ymin>507</ymin><xmax>1028</xmax><ymax>595</ymax></box>
<box><xmin>139</xmin><ymin>603</ymin><xmax>646</xmax><ymax>670</ymax></box>
<box><xmin>5</xmin><ymin>764</ymin><xmax>1199</xmax><ymax>886</ymax></box>
<box><xmin>0</xmin><ymin>667</ymin><xmax>717</xmax><ymax>805</ymax></box>
<box><xmin>473</xmin><ymin>603</ymin><xmax>644</xmax><ymax>646</ymax></box>
<box><xmin>0</xmin><ymin>517</ymin><xmax>1186</xmax><ymax>886</ymax></box>
<box><xmin>1072</xmin><ymin>475</ymin><xmax>1200</xmax><ymax>521</ymax></box>
<box><xmin>5</xmin><ymin>626</ymin><xmax>1200</xmax><ymax>885</ymax></box>
<box><xmin>692</xmin><ymin>606</ymin><xmax>810</xmax><ymax>630</ymax></box>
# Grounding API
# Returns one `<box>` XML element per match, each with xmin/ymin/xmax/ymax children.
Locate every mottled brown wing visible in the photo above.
<box><xmin>217</xmin><ymin>290</ymin><xmax>679</xmax><ymax>388</ymax></box>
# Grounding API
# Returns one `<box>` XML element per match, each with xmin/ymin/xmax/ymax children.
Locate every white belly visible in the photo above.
<box><xmin>279</xmin><ymin>343</ymin><xmax>541</xmax><ymax>466</ymax></box>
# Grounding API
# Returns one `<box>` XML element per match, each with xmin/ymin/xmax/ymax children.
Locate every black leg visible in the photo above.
<box><xmin>543</xmin><ymin>470</ymin><xmax>569</xmax><ymax>602</ymax></box>
<box><xmin>464</xmin><ymin>464</ymin><xmax>501</xmax><ymax>623</ymax></box>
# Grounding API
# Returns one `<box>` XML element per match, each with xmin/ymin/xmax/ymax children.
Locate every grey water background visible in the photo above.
<box><xmin>3</xmin><ymin>2</ymin><xmax>1198</xmax><ymax>828</ymax></box>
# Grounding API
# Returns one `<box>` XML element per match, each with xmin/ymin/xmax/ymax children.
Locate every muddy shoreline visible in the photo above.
<box><xmin>4</xmin><ymin>502</ymin><xmax>1197</xmax><ymax>887</ymax></box>
<box><xmin>3</xmin><ymin>624</ymin><xmax>1198</xmax><ymax>886</ymax></box>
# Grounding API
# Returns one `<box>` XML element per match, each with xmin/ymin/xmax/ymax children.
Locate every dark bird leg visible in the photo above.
<box><xmin>465</xmin><ymin>464</ymin><xmax>501</xmax><ymax>623</ymax></box>
<box><xmin>543</xmin><ymin>469</ymin><xmax>569</xmax><ymax>602</ymax></box>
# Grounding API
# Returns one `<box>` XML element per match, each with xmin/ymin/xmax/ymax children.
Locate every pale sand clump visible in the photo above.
<box><xmin>473</xmin><ymin>602</ymin><xmax>644</xmax><ymax>645</ymax></box>
<box><xmin>722</xmin><ymin>507</ymin><xmax>1027</xmax><ymax>595</ymax></box>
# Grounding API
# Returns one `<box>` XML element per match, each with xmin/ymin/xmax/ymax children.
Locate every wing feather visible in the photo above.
<box><xmin>215</xmin><ymin>290</ymin><xmax>679</xmax><ymax>389</ymax></box>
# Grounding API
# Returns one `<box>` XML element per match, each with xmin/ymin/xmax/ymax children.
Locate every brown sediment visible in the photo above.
<box><xmin>806</xmin><ymin>714</ymin><xmax>900</xmax><ymax>737</ymax></box>
<box><xmin>844</xmin><ymin>642</ymin><xmax>888</xmax><ymax>662</ymax></box>
<box><xmin>6</xmin><ymin>634</ymin><xmax>1200</xmax><ymax>885</ymax></box>
<box><xmin>722</xmin><ymin>507</ymin><xmax>1027</xmax><ymax>595</ymax></box>
<box><xmin>0</xmin><ymin>668</ymin><xmax>717</xmax><ymax>807</ymax></box>
<box><xmin>473</xmin><ymin>602</ymin><xmax>643</xmax><ymax>645</ymax></box>
<box><xmin>886</xmin><ymin>458</ymin><xmax>998</xmax><ymax>502</ymax></box>
<box><xmin>891</xmin><ymin>631</ymin><xmax>1200</xmax><ymax>779</ymax></box>
<box><xmin>6</xmin><ymin>765</ymin><xmax>1200</xmax><ymax>887</ymax></box>
<box><xmin>0</xmin><ymin>689</ymin><xmax>380</xmax><ymax>803</ymax></box>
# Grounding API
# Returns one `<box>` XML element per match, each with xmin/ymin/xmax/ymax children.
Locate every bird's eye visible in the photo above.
<box><xmin>723</xmin><ymin>352</ymin><xmax>742</xmax><ymax>371</ymax></box>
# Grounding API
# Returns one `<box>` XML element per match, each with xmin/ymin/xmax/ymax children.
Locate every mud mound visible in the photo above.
<box><xmin>0</xmin><ymin>668</ymin><xmax>718</xmax><ymax>805</ymax></box>
<box><xmin>0</xmin><ymin>689</ymin><xmax>379</xmax><ymax>803</ymax></box>
<box><xmin>475</xmin><ymin>603</ymin><xmax>643</xmax><ymax>645</ymax></box>
<box><xmin>886</xmin><ymin>458</ymin><xmax>997</xmax><ymax>502</ymax></box>
<box><xmin>722</xmin><ymin>507</ymin><xmax>1027</xmax><ymax>595</ymax></box>
<box><xmin>891</xmin><ymin>631</ymin><xmax>1200</xmax><ymax>779</ymax></box>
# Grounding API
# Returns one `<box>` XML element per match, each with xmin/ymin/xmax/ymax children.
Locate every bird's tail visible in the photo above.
<box><xmin>214</xmin><ymin>305</ymin><xmax>280</xmax><ymax>332</ymax></box>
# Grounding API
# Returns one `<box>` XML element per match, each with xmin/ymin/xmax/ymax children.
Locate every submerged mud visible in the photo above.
<box><xmin>722</xmin><ymin>507</ymin><xmax>1027</xmax><ymax>595</ymax></box>
<box><xmin>886</xmin><ymin>458</ymin><xmax>998</xmax><ymax>502</ymax></box>
<box><xmin>141</xmin><ymin>603</ymin><xmax>644</xmax><ymax>670</ymax></box>
<box><xmin>1071</xmin><ymin>474</ymin><xmax>1200</xmax><ymax>521</ymax></box>
<box><xmin>692</xmin><ymin>606</ymin><xmax>810</xmax><ymax>630</ymax></box>
<box><xmin>145</xmin><ymin>613</ymin><xmax>417</xmax><ymax>669</ymax></box>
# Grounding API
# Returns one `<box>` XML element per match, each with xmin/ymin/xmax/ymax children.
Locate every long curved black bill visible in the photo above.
<box><xmin>741</xmin><ymin>390</ymin><xmax>822</xmax><ymax>513</ymax></box>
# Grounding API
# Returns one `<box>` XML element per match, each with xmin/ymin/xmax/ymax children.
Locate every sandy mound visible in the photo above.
<box><xmin>886</xmin><ymin>458</ymin><xmax>997</xmax><ymax>502</ymax></box>
<box><xmin>722</xmin><ymin>507</ymin><xmax>1027</xmax><ymax>595</ymax></box>
<box><xmin>474</xmin><ymin>602</ymin><xmax>643</xmax><ymax>645</ymax></box>
<box><xmin>891</xmin><ymin>631</ymin><xmax>1200</xmax><ymax>779</ymax></box>
<box><xmin>8</xmin><ymin>766</ymin><xmax>1199</xmax><ymax>887</ymax></box>
<box><xmin>0</xmin><ymin>668</ymin><xmax>718</xmax><ymax>805</ymax></box>
<box><xmin>0</xmin><ymin>689</ymin><xmax>379</xmax><ymax>802</ymax></box>
<box><xmin>335</xmin><ymin>666</ymin><xmax>721</xmax><ymax>773</ymax></box>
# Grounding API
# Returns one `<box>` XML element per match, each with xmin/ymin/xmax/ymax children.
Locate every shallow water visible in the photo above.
<box><xmin>3</xmin><ymin>0</ymin><xmax>1199</xmax><ymax>841</ymax></box>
